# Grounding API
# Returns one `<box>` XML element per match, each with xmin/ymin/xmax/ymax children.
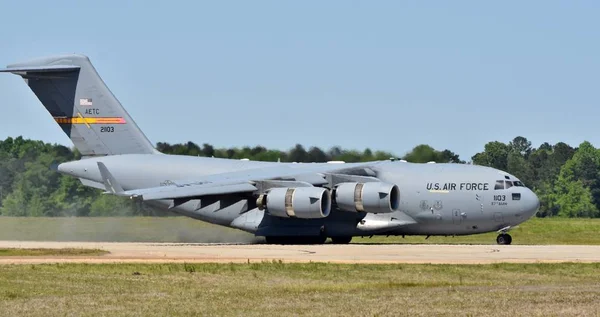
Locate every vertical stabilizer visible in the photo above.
<box><xmin>0</xmin><ymin>54</ymin><xmax>157</xmax><ymax>156</ymax></box>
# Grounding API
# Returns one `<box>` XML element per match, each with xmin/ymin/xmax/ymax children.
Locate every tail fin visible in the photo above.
<box><xmin>0</xmin><ymin>54</ymin><xmax>157</xmax><ymax>156</ymax></box>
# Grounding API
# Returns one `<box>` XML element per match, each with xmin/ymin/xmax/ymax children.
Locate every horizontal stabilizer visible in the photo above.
<box><xmin>0</xmin><ymin>65</ymin><xmax>80</xmax><ymax>73</ymax></box>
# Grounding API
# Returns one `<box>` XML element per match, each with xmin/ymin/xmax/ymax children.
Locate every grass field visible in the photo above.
<box><xmin>354</xmin><ymin>217</ymin><xmax>600</xmax><ymax>245</ymax></box>
<box><xmin>0</xmin><ymin>218</ymin><xmax>599</xmax><ymax>316</ymax></box>
<box><xmin>0</xmin><ymin>216</ymin><xmax>599</xmax><ymax>245</ymax></box>
<box><xmin>0</xmin><ymin>248</ymin><xmax>108</xmax><ymax>257</ymax></box>
<box><xmin>0</xmin><ymin>262</ymin><xmax>598</xmax><ymax>316</ymax></box>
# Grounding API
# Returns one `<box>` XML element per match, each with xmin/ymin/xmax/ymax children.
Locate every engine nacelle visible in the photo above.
<box><xmin>334</xmin><ymin>182</ymin><xmax>400</xmax><ymax>213</ymax></box>
<box><xmin>261</xmin><ymin>187</ymin><xmax>331</xmax><ymax>219</ymax></box>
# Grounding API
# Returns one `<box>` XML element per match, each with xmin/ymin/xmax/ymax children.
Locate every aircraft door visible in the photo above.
<box><xmin>452</xmin><ymin>209</ymin><xmax>462</xmax><ymax>225</ymax></box>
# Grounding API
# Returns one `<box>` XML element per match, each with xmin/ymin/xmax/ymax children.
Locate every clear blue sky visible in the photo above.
<box><xmin>0</xmin><ymin>1</ymin><xmax>598</xmax><ymax>160</ymax></box>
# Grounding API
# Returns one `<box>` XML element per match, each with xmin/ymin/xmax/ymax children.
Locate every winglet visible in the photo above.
<box><xmin>97</xmin><ymin>162</ymin><xmax>124</xmax><ymax>194</ymax></box>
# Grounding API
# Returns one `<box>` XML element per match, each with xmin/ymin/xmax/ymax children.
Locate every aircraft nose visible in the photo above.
<box><xmin>522</xmin><ymin>189</ymin><xmax>540</xmax><ymax>219</ymax></box>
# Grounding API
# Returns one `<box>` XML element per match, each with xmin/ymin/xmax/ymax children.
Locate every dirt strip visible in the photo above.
<box><xmin>1</xmin><ymin>241</ymin><xmax>600</xmax><ymax>264</ymax></box>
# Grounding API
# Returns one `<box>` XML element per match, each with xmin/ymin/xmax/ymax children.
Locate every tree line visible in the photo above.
<box><xmin>0</xmin><ymin>136</ymin><xmax>597</xmax><ymax>217</ymax></box>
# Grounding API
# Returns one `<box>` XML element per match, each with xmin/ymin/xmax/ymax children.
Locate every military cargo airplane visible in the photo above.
<box><xmin>0</xmin><ymin>54</ymin><xmax>539</xmax><ymax>245</ymax></box>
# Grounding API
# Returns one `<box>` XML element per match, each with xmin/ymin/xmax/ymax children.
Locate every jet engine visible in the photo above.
<box><xmin>257</xmin><ymin>187</ymin><xmax>331</xmax><ymax>219</ymax></box>
<box><xmin>334</xmin><ymin>182</ymin><xmax>400</xmax><ymax>213</ymax></box>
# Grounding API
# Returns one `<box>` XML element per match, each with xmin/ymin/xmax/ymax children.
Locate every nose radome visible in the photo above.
<box><xmin>523</xmin><ymin>189</ymin><xmax>540</xmax><ymax>218</ymax></box>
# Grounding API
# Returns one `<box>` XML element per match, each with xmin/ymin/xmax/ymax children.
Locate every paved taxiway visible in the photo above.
<box><xmin>1</xmin><ymin>241</ymin><xmax>600</xmax><ymax>264</ymax></box>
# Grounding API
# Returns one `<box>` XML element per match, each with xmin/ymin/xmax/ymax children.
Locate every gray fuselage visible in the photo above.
<box><xmin>58</xmin><ymin>154</ymin><xmax>540</xmax><ymax>238</ymax></box>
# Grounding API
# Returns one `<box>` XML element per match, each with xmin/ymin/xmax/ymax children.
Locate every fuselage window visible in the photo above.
<box><xmin>512</xmin><ymin>193</ymin><xmax>521</xmax><ymax>200</ymax></box>
<box><xmin>494</xmin><ymin>180</ymin><xmax>504</xmax><ymax>190</ymax></box>
<box><xmin>505</xmin><ymin>181</ymin><xmax>513</xmax><ymax>189</ymax></box>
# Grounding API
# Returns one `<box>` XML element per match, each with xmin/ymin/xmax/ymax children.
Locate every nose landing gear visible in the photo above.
<box><xmin>496</xmin><ymin>226</ymin><xmax>514</xmax><ymax>245</ymax></box>
<box><xmin>496</xmin><ymin>233</ymin><xmax>512</xmax><ymax>245</ymax></box>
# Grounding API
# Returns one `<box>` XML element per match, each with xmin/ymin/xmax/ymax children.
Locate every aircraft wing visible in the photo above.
<box><xmin>97</xmin><ymin>161</ymin><xmax>382</xmax><ymax>201</ymax></box>
<box><xmin>122</xmin><ymin>182</ymin><xmax>259</xmax><ymax>201</ymax></box>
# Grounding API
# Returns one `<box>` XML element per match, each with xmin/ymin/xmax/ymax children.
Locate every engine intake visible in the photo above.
<box><xmin>259</xmin><ymin>187</ymin><xmax>331</xmax><ymax>219</ymax></box>
<box><xmin>335</xmin><ymin>182</ymin><xmax>400</xmax><ymax>213</ymax></box>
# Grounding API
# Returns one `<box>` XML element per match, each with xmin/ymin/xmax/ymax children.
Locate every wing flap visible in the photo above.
<box><xmin>125</xmin><ymin>182</ymin><xmax>257</xmax><ymax>201</ymax></box>
<box><xmin>95</xmin><ymin>162</ymin><xmax>257</xmax><ymax>201</ymax></box>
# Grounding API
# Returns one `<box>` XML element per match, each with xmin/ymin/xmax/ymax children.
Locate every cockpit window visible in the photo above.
<box><xmin>512</xmin><ymin>193</ymin><xmax>521</xmax><ymax>200</ymax></box>
<box><xmin>494</xmin><ymin>180</ymin><xmax>504</xmax><ymax>190</ymax></box>
<box><xmin>495</xmin><ymin>180</ymin><xmax>522</xmax><ymax>190</ymax></box>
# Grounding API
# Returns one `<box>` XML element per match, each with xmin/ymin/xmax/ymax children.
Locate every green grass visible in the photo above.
<box><xmin>0</xmin><ymin>216</ymin><xmax>599</xmax><ymax>245</ymax></box>
<box><xmin>0</xmin><ymin>248</ymin><xmax>108</xmax><ymax>257</ymax></box>
<box><xmin>354</xmin><ymin>217</ymin><xmax>600</xmax><ymax>245</ymax></box>
<box><xmin>0</xmin><ymin>262</ymin><xmax>598</xmax><ymax>316</ymax></box>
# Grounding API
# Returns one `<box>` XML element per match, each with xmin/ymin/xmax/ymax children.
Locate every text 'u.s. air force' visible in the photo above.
<box><xmin>427</xmin><ymin>183</ymin><xmax>490</xmax><ymax>191</ymax></box>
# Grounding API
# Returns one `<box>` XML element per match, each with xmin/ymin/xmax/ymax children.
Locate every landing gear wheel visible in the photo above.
<box><xmin>265</xmin><ymin>236</ymin><xmax>281</xmax><ymax>244</ymax></box>
<box><xmin>496</xmin><ymin>233</ymin><xmax>512</xmax><ymax>245</ymax></box>
<box><xmin>315</xmin><ymin>226</ymin><xmax>327</xmax><ymax>245</ymax></box>
<box><xmin>315</xmin><ymin>234</ymin><xmax>327</xmax><ymax>245</ymax></box>
<box><xmin>331</xmin><ymin>236</ymin><xmax>353</xmax><ymax>244</ymax></box>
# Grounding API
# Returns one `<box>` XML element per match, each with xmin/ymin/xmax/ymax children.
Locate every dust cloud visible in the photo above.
<box><xmin>0</xmin><ymin>217</ymin><xmax>262</xmax><ymax>244</ymax></box>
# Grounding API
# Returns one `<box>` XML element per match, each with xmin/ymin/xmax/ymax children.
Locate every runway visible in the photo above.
<box><xmin>1</xmin><ymin>241</ymin><xmax>600</xmax><ymax>264</ymax></box>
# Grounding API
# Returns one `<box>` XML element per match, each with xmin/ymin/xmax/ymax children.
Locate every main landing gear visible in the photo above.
<box><xmin>265</xmin><ymin>235</ymin><xmax>327</xmax><ymax>245</ymax></box>
<box><xmin>496</xmin><ymin>233</ymin><xmax>512</xmax><ymax>245</ymax></box>
<box><xmin>264</xmin><ymin>235</ymin><xmax>353</xmax><ymax>245</ymax></box>
<box><xmin>330</xmin><ymin>236</ymin><xmax>353</xmax><ymax>244</ymax></box>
